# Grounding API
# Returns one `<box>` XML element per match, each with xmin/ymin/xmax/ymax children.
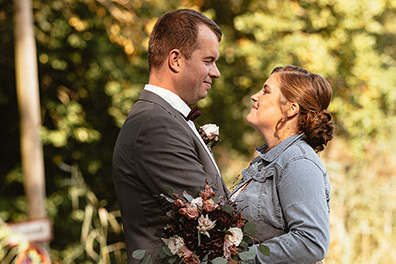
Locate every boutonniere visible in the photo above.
<box><xmin>198</xmin><ymin>124</ymin><xmax>219</xmax><ymax>151</ymax></box>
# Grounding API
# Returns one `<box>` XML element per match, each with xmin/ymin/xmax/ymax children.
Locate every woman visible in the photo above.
<box><xmin>230</xmin><ymin>65</ymin><xmax>334</xmax><ymax>263</ymax></box>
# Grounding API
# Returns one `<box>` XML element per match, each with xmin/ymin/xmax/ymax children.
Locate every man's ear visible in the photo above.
<box><xmin>168</xmin><ymin>49</ymin><xmax>182</xmax><ymax>73</ymax></box>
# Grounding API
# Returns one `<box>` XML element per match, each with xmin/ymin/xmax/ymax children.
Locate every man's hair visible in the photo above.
<box><xmin>148</xmin><ymin>9</ymin><xmax>222</xmax><ymax>71</ymax></box>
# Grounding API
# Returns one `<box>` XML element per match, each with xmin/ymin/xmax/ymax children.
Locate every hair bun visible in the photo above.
<box><xmin>300</xmin><ymin>109</ymin><xmax>335</xmax><ymax>152</ymax></box>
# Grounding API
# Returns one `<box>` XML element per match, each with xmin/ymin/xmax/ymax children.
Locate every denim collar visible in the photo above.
<box><xmin>256</xmin><ymin>134</ymin><xmax>304</xmax><ymax>163</ymax></box>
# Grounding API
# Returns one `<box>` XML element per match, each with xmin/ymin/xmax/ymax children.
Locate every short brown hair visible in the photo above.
<box><xmin>272</xmin><ymin>65</ymin><xmax>335</xmax><ymax>152</ymax></box>
<box><xmin>148</xmin><ymin>9</ymin><xmax>222</xmax><ymax>71</ymax></box>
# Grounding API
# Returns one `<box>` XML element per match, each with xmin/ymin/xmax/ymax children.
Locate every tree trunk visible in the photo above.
<box><xmin>14</xmin><ymin>0</ymin><xmax>47</xmax><ymax>220</ymax></box>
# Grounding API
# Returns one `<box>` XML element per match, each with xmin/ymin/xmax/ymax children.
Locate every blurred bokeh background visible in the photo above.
<box><xmin>1</xmin><ymin>0</ymin><xmax>396</xmax><ymax>263</ymax></box>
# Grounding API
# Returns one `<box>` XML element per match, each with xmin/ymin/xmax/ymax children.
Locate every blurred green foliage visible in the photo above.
<box><xmin>1</xmin><ymin>0</ymin><xmax>396</xmax><ymax>263</ymax></box>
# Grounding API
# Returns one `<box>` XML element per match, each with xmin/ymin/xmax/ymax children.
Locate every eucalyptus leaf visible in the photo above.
<box><xmin>158</xmin><ymin>247</ymin><xmax>167</xmax><ymax>258</ymax></box>
<box><xmin>243</xmin><ymin>221</ymin><xmax>257</xmax><ymax>235</ymax></box>
<box><xmin>211</xmin><ymin>257</ymin><xmax>228</xmax><ymax>264</ymax></box>
<box><xmin>239</xmin><ymin>246</ymin><xmax>256</xmax><ymax>261</ymax></box>
<box><xmin>240</xmin><ymin>240</ymin><xmax>248</xmax><ymax>249</ymax></box>
<box><xmin>161</xmin><ymin>193</ymin><xmax>175</xmax><ymax>203</ymax></box>
<box><xmin>132</xmin><ymin>249</ymin><xmax>146</xmax><ymax>259</ymax></box>
<box><xmin>140</xmin><ymin>255</ymin><xmax>152</xmax><ymax>264</ymax></box>
<box><xmin>259</xmin><ymin>244</ymin><xmax>270</xmax><ymax>256</ymax></box>
<box><xmin>212</xmin><ymin>196</ymin><xmax>220</xmax><ymax>203</ymax></box>
<box><xmin>183</xmin><ymin>192</ymin><xmax>193</xmax><ymax>202</ymax></box>
<box><xmin>162</xmin><ymin>245</ymin><xmax>172</xmax><ymax>256</ymax></box>
<box><xmin>168</xmin><ymin>256</ymin><xmax>178</xmax><ymax>263</ymax></box>
<box><xmin>221</xmin><ymin>204</ymin><xmax>233</xmax><ymax>214</ymax></box>
<box><xmin>164</xmin><ymin>185</ymin><xmax>175</xmax><ymax>196</ymax></box>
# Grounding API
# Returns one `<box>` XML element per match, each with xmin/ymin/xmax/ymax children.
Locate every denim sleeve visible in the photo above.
<box><xmin>254</xmin><ymin>158</ymin><xmax>330</xmax><ymax>263</ymax></box>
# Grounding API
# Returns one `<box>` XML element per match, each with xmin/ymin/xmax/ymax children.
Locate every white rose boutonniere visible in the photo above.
<box><xmin>198</xmin><ymin>124</ymin><xmax>219</xmax><ymax>151</ymax></box>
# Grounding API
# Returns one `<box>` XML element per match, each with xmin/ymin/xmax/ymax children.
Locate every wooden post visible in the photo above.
<box><xmin>14</xmin><ymin>0</ymin><xmax>47</xmax><ymax>221</ymax></box>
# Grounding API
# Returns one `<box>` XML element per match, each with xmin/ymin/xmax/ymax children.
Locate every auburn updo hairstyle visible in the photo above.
<box><xmin>272</xmin><ymin>65</ymin><xmax>335</xmax><ymax>152</ymax></box>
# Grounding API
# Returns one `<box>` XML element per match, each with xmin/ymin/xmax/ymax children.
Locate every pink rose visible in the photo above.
<box><xmin>203</xmin><ymin>199</ymin><xmax>218</xmax><ymax>212</ymax></box>
<box><xmin>185</xmin><ymin>204</ymin><xmax>199</xmax><ymax>220</ymax></box>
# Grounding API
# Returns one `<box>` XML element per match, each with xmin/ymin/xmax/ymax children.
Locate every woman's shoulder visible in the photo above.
<box><xmin>277</xmin><ymin>137</ymin><xmax>326</xmax><ymax>172</ymax></box>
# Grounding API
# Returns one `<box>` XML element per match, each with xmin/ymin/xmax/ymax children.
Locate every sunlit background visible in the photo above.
<box><xmin>1</xmin><ymin>0</ymin><xmax>396</xmax><ymax>263</ymax></box>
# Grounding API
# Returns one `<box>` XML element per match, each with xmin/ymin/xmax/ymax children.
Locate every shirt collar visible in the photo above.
<box><xmin>144</xmin><ymin>84</ymin><xmax>191</xmax><ymax>117</ymax></box>
<box><xmin>256</xmin><ymin>134</ymin><xmax>304</xmax><ymax>162</ymax></box>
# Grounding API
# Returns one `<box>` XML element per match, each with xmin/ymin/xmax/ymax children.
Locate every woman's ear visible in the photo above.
<box><xmin>288</xmin><ymin>103</ymin><xmax>300</xmax><ymax>118</ymax></box>
<box><xmin>168</xmin><ymin>49</ymin><xmax>182</xmax><ymax>73</ymax></box>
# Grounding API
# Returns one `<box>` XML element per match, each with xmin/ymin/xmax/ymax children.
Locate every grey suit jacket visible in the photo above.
<box><xmin>113</xmin><ymin>90</ymin><xmax>229</xmax><ymax>263</ymax></box>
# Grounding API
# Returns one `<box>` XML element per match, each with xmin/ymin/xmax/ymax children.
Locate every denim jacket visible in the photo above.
<box><xmin>231</xmin><ymin>134</ymin><xmax>331</xmax><ymax>263</ymax></box>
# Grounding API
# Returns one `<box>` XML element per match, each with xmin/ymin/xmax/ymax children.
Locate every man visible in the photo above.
<box><xmin>113</xmin><ymin>9</ymin><xmax>229</xmax><ymax>263</ymax></box>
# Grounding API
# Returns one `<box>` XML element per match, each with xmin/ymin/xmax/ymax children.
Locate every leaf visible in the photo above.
<box><xmin>239</xmin><ymin>246</ymin><xmax>256</xmax><ymax>261</ymax></box>
<box><xmin>212</xmin><ymin>196</ymin><xmax>220</xmax><ymax>203</ymax></box>
<box><xmin>160</xmin><ymin>193</ymin><xmax>175</xmax><ymax>203</ymax></box>
<box><xmin>223</xmin><ymin>230</ymin><xmax>232</xmax><ymax>236</ymax></box>
<box><xmin>183</xmin><ymin>192</ymin><xmax>193</xmax><ymax>202</ymax></box>
<box><xmin>239</xmin><ymin>240</ymin><xmax>248</xmax><ymax>249</ymax></box>
<box><xmin>132</xmin><ymin>249</ymin><xmax>146</xmax><ymax>259</ymax></box>
<box><xmin>140</xmin><ymin>255</ymin><xmax>152</xmax><ymax>264</ymax></box>
<box><xmin>243</xmin><ymin>221</ymin><xmax>256</xmax><ymax>235</ymax></box>
<box><xmin>163</xmin><ymin>185</ymin><xmax>176</xmax><ymax>196</ymax></box>
<box><xmin>158</xmin><ymin>247</ymin><xmax>167</xmax><ymax>258</ymax></box>
<box><xmin>166</xmin><ymin>210</ymin><xmax>174</xmax><ymax>218</ymax></box>
<box><xmin>198</xmin><ymin>230</ymin><xmax>202</xmax><ymax>246</ymax></box>
<box><xmin>259</xmin><ymin>243</ymin><xmax>270</xmax><ymax>256</ymax></box>
<box><xmin>221</xmin><ymin>204</ymin><xmax>233</xmax><ymax>214</ymax></box>
<box><xmin>168</xmin><ymin>256</ymin><xmax>178</xmax><ymax>263</ymax></box>
<box><xmin>211</xmin><ymin>257</ymin><xmax>228</xmax><ymax>264</ymax></box>
<box><xmin>162</xmin><ymin>245</ymin><xmax>173</xmax><ymax>256</ymax></box>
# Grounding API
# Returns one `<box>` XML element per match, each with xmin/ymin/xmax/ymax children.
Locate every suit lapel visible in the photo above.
<box><xmin>137</xmin><ymin>90</ymin><xmax>228</xmax><ymax>194</ymax></box>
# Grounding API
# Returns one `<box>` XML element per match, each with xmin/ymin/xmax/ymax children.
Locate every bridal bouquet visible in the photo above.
<box><xmin>133</xmin><ymin>181</ymin><xmax>270</xmax><ymax>264</ymax></box>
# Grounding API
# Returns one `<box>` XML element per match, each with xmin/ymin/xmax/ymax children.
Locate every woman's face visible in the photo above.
<box><xmin>246</xmin><ymin>73</ymin><xmax>285</xmax><ymax>136</ymax></box>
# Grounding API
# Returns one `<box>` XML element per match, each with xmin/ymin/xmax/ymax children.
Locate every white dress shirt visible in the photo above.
<box><xmin>144</xmin><ymin>84</ymin><xmax>221</xmax><ymax>177</ymax></box>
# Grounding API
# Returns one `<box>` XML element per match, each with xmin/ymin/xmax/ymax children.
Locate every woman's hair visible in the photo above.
<box><xmin>148</xmin><ymin>9</ymin><xmax>222</xmax><ymax>71</ymax></box>
<box><xmin>272</xmin><ymin>65</ymin><xmax>335</xmax><ymax>152</ymax></box>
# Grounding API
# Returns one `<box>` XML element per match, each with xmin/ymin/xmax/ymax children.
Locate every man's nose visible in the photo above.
<box><xmin>209</xmin><ymin>63</ymin><xmax>220</xmax><ymax>78</ymax></box>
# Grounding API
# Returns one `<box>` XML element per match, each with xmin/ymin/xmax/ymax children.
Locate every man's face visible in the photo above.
<box><xmin>178</xmin><ymin>25</ymin><xmax>220</xmax><ymax>104</ymax></box>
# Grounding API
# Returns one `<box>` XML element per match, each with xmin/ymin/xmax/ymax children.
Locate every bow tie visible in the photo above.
<box><xmin>185</xmin><ymin>106</ymin><xmax>202</xmax><ymax>122</ymax></box>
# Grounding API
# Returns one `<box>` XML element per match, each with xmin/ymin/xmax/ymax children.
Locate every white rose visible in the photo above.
<box><xmin>166</xmin><ymin>235</ymin><xmax>186</xmax><ymax>256</ymax></box>
<box><xmin>200</xmin><ymin>124</ymin><xmax>219</xmax><ymax>136</ymax></box>
<box><xmin>224</xmin><ymin>227</ymin><xmax>243</xmax><ymax>246</ymax></box>
<box><xmin>191</xmin><ymin>197</ymin><xmax>203</xmax><ymax>209</ymax></box>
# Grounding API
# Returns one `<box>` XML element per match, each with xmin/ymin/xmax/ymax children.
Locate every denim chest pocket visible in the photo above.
<box><xmin>249</xmin><ymin>167</ymin><xmax>285</xmax><ymax>231</ymax></box>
